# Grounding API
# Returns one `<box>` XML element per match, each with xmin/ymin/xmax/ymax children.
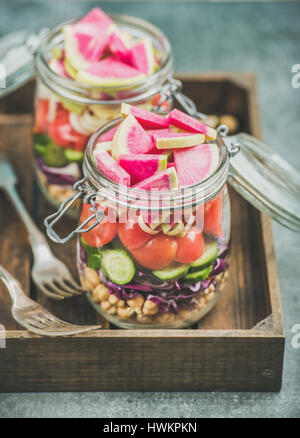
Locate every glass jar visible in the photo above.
<box><xmin>47</xmin><ymin>119</ymin><xmax>230</xmax><ymax>329</ymax></box>
<box><xmin>45</xmin><ymin>118</ymin><xmax>300</xmax><ymax>329</ymax></box>
<box><xmin>33</xmin><ymin>14</ymin><xmax>174</xmax><ymax>211</ymax></box>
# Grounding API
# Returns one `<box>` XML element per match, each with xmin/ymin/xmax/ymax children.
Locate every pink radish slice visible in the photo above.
<box><xmin>95</xmin><ymin>150</ymin><xmax>130</xmax><ymax>186</ymax></box>
<box><xmin>121</xmin><ymin>103</ymin><xmax>169</xmax><ymax>129</ymax></box>
<box><xmin>98</xmin><ymin>125</ymin><xmax>119</xmax><ymax>142</ymax></box>
<box><xmin>133</xmin><ymin>167</ymin><xmax>178</xmax><ymax>191</ymax></box>
<box><xmin>174</xmin><ymin>144</ymin><xmax>219</xmax><ymax>187</ymax></box>
<box><xmin>167</xmin><ymin>109</ymin><xmax>217</xmax><ymax>140</ymax></box>
<box><xmin>118</xmin><ymin>153</ymin><xmax>167</xmax><ymax>185</ymax></box>
<box><xmin>112</xmin><ymin>115</ymin><xmax>154</xmax><ymax>160</ymax></box>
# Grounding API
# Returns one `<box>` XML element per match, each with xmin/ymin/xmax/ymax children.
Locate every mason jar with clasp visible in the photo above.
<box><xmin>0</xmin><ymin>12</ymin><xmax>204</xmax><ymax>214</ymax></box>
<box><xmin>44</xmin><ymin>114</ymin><xmax>300</xmax><ymax>329</ymax></box>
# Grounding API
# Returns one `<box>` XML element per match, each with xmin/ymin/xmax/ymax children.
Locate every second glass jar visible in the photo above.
<box><xmin>33</xmin><ymin>13</ymin><xmax>174</xmax><ymax>211</ymax></box>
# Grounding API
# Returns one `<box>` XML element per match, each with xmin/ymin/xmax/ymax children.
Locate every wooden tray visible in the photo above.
<box><xmin>0</xmin><ymin>73</ymin><xmax>285</xmax><ymax>392</ymax></box>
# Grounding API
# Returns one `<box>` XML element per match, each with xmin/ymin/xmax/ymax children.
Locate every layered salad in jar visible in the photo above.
<box><xmin>33</xmin><ymin>7</ymin><xmax>170</xmax><ymax>205</ymax></box>
<box><xmin>78</xmin><ymin>105</ymin><xmax>230</xmax><ymax>329</ymax></box>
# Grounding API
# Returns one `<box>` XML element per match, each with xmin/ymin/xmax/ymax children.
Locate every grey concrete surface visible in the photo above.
<box><xmin>0</xmin><ymin>0</ymin><xmax>300</xmax><ymax>418</ymax></box>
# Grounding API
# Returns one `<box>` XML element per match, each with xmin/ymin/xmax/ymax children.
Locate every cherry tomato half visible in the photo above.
<box><xmin>130</xmin><ymin>233</ymin><xmax>177</xmax><ymax>270</ymax></box>
<box><xmin>118</xmin><ymin>220</ymin><xmax>151</xmax><ymax>250</ymax></box>
<box><xmin>48</xmin><ymin>108</ymin><xmax>88</xmax><ymax>150</ymax></box>
<box><xmin>175</xmin><ymin>227</ymin><xmax>205</xmax><ymax>263</ymax></box>
<box><xmin>34</xmin><ymin>99</ymin><xmax>49</xmax><ymax>133</ymax></box>
<box><xmin>204</xmin><ymin>195</ymin><xmax>223</xmax><ymax>236</ymax></box>
<box><xmin>80</xmin><ymin>203</ymin><xmax>117</xmax><ymax>248</ymax></box>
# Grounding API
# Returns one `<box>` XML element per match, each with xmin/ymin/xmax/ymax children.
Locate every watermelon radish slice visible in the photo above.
<box><xmin>168</xmin><ymin>109</ymin><xmax>217</xmax><ymax>140</ymax></box>
<box><xmin>167</xmin><ymin>162</ymin><xmax>175</xmax><ymax>169</ymax></box>
<box><xmin>63</xmin><ymin>9</ymin><xmax>114</xmax><ymax>71</ymax></box>
<box><xmin>108</xmin><ymin>32</ymin><xmax>130</xmax><ymax>62</ymax></box>
<box><xmin>111</xmin><ymin>115</ymin><xmax>154</xmax><ymax>160</ymax></box>
<box><xmin>94</xmin><ymin>141</ymin><xmax>112</xmax><ymax>153</ymax></box>
<box><xmin>174</xmin><ymin>144</ymin><xmax>219</xmax><ymax>187</ymax></box>
<box><xmin>79</xmin><ymin>7</ymin><xmax>114</xmax><ymax>27</ymax></box>
<box><xmin>118</xmin><ymin>154</ymin><xmax>167</xmax><ymax>185</ymax></box>
<box><xmin>76</xmin><ymin>57</ymin><xmax>145</xmax><ymax>87</ymax></box>
<box><xmin>133</xmin><ymin>167</ymin><xmax>178</xmax><ymax>191</ymax></box>
<box><xmin>98</xmin><ymin>125</ymin><xmax>119</xmax><ymax>142</ymax></box>
<box><xmin>121</xmin><ymin>103</ymin><xmax>169</xmax><ymax>129</ymax></box>
<box><xmin>146</xmin><ymin>128</ymin><xmax>171</xmax><ymax>136</ymax></box>
<box><xmin>95</xmin><ymin>150</ymin><xmax>130</xmax><ymax>186</ymax></box>
<box><xmin>127</xmin><ymin>39</ymin><xmax>155</xmax><ymax>75</ymax></box>
<box><xmin>64</xmin><ymin>24</ymin><xmax>109</xmax><ymax>71</ymax></box>
<box><xmin>153</xmin><ymin>132</ymin><xmax>205</xmax><ymax>149</ymax></box>
<box><xmin>49</xmin><ymin>58</ymin><xmax>70</xmax><ymax>78</ymax></box>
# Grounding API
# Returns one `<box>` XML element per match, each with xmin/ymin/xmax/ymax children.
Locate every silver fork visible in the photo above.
<box><xmin>0</xmin><ymin>265</ymin><xmax>102</xmax><ymax>336</ymax></box>
<box><xmin>0</xmin><ymin>154</ymin><xmax>84</xmax><ymax>300</ymax></box>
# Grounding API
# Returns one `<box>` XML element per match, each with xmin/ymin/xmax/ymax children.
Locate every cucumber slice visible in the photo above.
<box><xmin>64</xmin><ymin>149</ymin><xmax>84</xmax><ymax>164</ymax></box>
<box><xmin>87</xmin><ymin>253</ymin><xmax>102</xmax><ymax>271</ymax></box>
<box><xmin>102</xmin><ymin>249</ymin><xmax>135</xmax><ymax>285</ymax></box>
<box><xmin>190</xmin><ymin>238</ymin><xmax>218</xmax><ymax>271</ymax></box>
<box><xmin>184</xmin><ymin>264</ymin><xmax>213</xmax><ymax>283</ymax></box>
<box><xmin>44</xmin><ymin>143</ymin><xmax>67</xmax><ymax>167</ymax></box>
<box><xmin>80</xmin><ymin>237</ymin><xmax>100</xmax><ymax>256</ymax></box>
<box><xmin>34</xmin><ymin>133</ymin><xmax>51</xmax><ymax>145</ymax></box>
<box><xmin>34</xmin><ymin>143</ymin><xmax>48</xmax><ymax>157</ymax></box>
<box><xmin>152</xmin><ymin>262</ymin><xmax>189</xmax><ymax>281</ymax></box>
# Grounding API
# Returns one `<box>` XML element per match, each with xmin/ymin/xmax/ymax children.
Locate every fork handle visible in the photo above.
<box><xmin>3</xmin><ymin>182</ymin><xmax>52</xmax><ymax>257</ymax></box>
<box><xmin>0</xmin><ymin>265</ymin><xmax>33</xmax><ymax>307</ymax></box>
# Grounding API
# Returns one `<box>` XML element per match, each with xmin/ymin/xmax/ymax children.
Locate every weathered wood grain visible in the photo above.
<box><xmin>0</xmin><ymin>117</ymin><xmax>33</xmax><ymax>329</ymax></box>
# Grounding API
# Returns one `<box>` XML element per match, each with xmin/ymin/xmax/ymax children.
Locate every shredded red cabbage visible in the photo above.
<box><xmin>79</xmin><ymin>237</ymin><xmax>228</xmax><ymax>314</ymax></box>
<box><xmin>36</xmin><ymin>158</ymin><xmax>81</xmax><ymax>186</ymax></box>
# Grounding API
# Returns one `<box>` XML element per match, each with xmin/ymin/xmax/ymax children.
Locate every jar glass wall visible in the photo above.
<box><xmin>33</xmin><ymin>14</ymin><xmax>173</xmax><ymax>210</ymax></box>
<box><xmin>76</xmin><ymin>121</ymin><xmax>231</xmax><ymax>329</ymax></box>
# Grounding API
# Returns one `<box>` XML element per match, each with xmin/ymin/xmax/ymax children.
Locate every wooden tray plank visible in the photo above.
<box><xmin>0</xmin><ymin>118</ymin><xmax>33</xmax><ymax>328</ymax></box>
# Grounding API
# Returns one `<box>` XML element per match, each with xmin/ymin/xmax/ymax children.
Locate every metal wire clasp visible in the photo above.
<box><xmin>153</xmin><ymin>77</ymin><xmax>208</xmax><ymax>122</ymax></box>
<box><xmin>44</xmin><ymin>177</ymin><xmax>105</xmax><ymax>244</ymax></box>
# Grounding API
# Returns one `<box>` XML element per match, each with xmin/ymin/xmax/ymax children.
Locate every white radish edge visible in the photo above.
<box><xmin>47</xmin><ymin>95</ymin><xmax>58</xmax><ymax>123</ymax></box>
<box><xmin>69</xmin><ymin>112</ymin><xmax>91</xmax><ymax>136</ymax></box>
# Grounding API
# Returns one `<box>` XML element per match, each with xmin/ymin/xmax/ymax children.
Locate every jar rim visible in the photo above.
<box><xmin>35</xmin><ymin>13</ymin><xmax>174</xmax><ymax>106</ymax></box>
<box><xmin>83</xmin><ymin>118</ymin><xmax>229</xmax><ymax>210</ymax></box>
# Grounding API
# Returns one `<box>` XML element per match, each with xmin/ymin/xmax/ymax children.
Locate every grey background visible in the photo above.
<box><xmin>0</xmin><ymin>0</ymin><xmax>300</xmax><ymax>418</ymax></box>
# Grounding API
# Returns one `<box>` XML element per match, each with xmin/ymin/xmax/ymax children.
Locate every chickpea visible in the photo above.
<box><xmin>79</xmin><ymin>274</ymin><xmax>85</xmax><ymax>289</ymax></box>
<box><xmin>48</xmin><ymin>184</ymin><xmax>64</xmax><ymax>199</ymax></box>
<box><xmin>117</xmin><ymin>300</ymin><xmax>125</xmax><ymax>308</ymax></box>
<box><xmin>197</xmin><ymin>298</ymin><xmax>206</xmax><ymax>310</ymax></box>
<box><xmin>156</xmin><ymin>312</ymin><xmax>175</xmax><ymax>324</ymax></box>
<box><xmin>205</xmin><ymin>291</ymin><xmax>215</xmax><ymax>303</ymax></box>
<box><xmin>215</xmin><ymin>273</ymin><xmax>223</xmax><ymax>282</ymax></box>
<box><xmin>117</xmin><ymin>307</ymin><xmax>134</xmax><ymax>320</ymax></box>
<box><xmin>178</xmin><ymin>309</ymin><xmax>195</xmax><ymax>321</ymax></box>
<box><xmin>219</xmin><ymin>115</ymin><xmax>239</xmax><ymax>134</ymax></box>
<box><xmin>101</xmin><ymin>301</ymin><xmax>111</xmax><ymax>312</ymax></box>
<box><xmin>92</xmin><ymin>284</ymin><xmax>109</xmax><ymax>302</ymax></box>
<box><xmin>109</xmin><ymin>294</ymin><xmax>119</xmax><ymax>306</ymax></box>
<box><xmin>136</xmin><ymin>314</ymin><xmax>153</xmax><ymax>324</ymax></box>
<box><xmin>84</xmin><ymin>267</ymin><xmax>100</xmax><ymax>290</ymax></box>
<box><xmin>207</xmin><ymin>115</ymin><xmax>219</xmax><ymax>129</ymax></box>
<box><xmin>107</xmin><ymin>306</ymin><xmax>117</xmax><ymax>315</ymax></box>
<box><xmin>143</xmin><ymin>299</ymin><xmax>159</xmax><ymax>316</ymax></box>
<box><xmin>127</xmin><ymin>296</ymin><xmax>145</xmax><ymax>313</ymax></box>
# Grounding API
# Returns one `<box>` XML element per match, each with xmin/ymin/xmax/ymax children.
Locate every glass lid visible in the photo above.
<box><xmin>0</xmin><ymin>28</ymin><xmax>48</xmax><ymax>99</ymax></box>
<box><xmin>225</xmin><ymin>133</ymin><xmax>300</xmax><ymax>232</ymax></box>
